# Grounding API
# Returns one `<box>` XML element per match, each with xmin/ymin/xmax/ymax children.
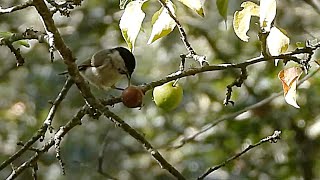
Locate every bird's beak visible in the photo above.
<box><xmin>126</xmin><ymin>73</ymin><xmax>131</xmax><ymax>86</ymax></box>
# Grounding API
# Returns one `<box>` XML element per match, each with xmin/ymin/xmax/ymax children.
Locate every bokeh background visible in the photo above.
<box><xmin>1</xmin><ymin>0</ymin><xmax>320</xmax><ymax>179</ymax></box>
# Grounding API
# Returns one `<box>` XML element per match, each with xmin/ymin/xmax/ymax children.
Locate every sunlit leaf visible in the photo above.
<box><xmin>278</xmin><ymin>67</ymin><xmax>303</xmax><ymax>108</ymax></box>
<box><xmin>233</xmin><ymin>1</ymin><xmax>259</xmax><ymax>42</ymax></box>
<box><xmin>177</xmin><ymin>0</ymin><xmax>205</xmax><ymax>17</ymax></box>
<box><xmin>0</xmin><ymin>32</ymin><xmax>13</xmax><ymax>38</ymax></box>
<box><xmin>148</xmin><ymin>0</ymin><xmax>176</xmax><ymax>44</ymax></box>
<box><xmin>216</xmin><ymin>0</ymin><xmax>228</xmax><ymax>21</ymax></box>
<box><xmin>120</xmin><ymin>0</ymin><xmax>146</xmax><ymax>51</ymax></box>
<box><xmin>266</xmin><ymin>27</ymin><xmax>289</xmax><ymax>65</ymax></box>
<box><xmin>295</xmin><ymin>42</ymin><xmax>305</xmax><ymax>48</ymax></box>
<box><xmin>260</xmin><ymin>0</ymin><xmax>276</xmax><ymax>32</ymax></box>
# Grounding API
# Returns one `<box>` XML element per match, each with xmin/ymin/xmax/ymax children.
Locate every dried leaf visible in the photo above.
<box><xmin>278</xmin><ymin>67</ymin><xmax>303</xmax><ymax>108</ymax></box>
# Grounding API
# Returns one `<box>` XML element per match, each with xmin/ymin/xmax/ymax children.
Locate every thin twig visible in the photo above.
<box><xmin>44</xmin><ymin>77</ymin><xmax>74</xmax><ymax>133</ymax></box>
<box><xmin>97</xmin><ymin>129</ymin><xmax>117</xmax><ymax>180</ymax></box>
<box><xmin>169</xmin><ymin>66</ymin><xmax>320</xmax><ymax>149</ymax></box>
<box><xmin>197</xmin><ymin>130</ymin><xmax>282</xmax><ymax>179</ymax></box>
<box><xmin>0</xmin><ymin>0</ymin><xmax>34</xmax><ymax>15</ymax></box>
<box><xmin>157</xmin><ymin>0</ymin><xmax>194</xmax><ymax>55</ymax></box>
<box><xmin>99</xmin><ymin>45</ymin><xmax>320</xmax><ymax>107</ymax></box>
<box><xmin>0</xmin><ymin>76</ymin><xmax>73</xmax><ymax>171</ymax></box>
<box><xmin>157</xmin><ymin>0</ymin><xmax>208</xmax><ymax>66</ymax></box>
<box><xmin>6</xmin><ymin>106</ymin><xmax>87</xmax><ymax>179</ymax></box>
<box><xmin>223</xmin><ymin>67</ymin><xmax>248</xmax><ymax>106</ymax></box>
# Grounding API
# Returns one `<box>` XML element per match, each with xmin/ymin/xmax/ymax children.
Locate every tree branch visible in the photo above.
<box><xmin>6</xmin><ymin>106</ymin><xmax>87</xmax><ymax>179</ymax></box>
<box><xmin>0</xmin><ymin>77</ymin><xmax>74</xmax><ymax>171</ymax></box>
<box><xmin>33</xmin><ymin>0</ymin><xmax>100</xmax><ymax>109</ymax></box>
<box><xmin>101</xmin><ymin>108</ymin><xmax>186</xmax><ymax>180</ymax></box>
<box><xmin>169</xmin><ymin>66</ymin><xmax>320</xmax><ymax>149</ymax></box>
<box><xmin>0</xmin><ymin>0</ymin><xmax>33</xmax><ymax>15</ymax></box>
<box><xmin>157</xmin><ymin>0</ymin><xmax>207</xmax><ymax>66</ymax></box>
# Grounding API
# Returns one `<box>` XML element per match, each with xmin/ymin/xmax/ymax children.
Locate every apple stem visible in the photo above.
<box><xmin>173</xmin><ymin>79</ymin><xmax>180</xmax><ymax>87</ymax></box>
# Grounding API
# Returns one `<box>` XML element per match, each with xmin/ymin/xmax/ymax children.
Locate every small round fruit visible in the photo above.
<box><xmin>153</xmin><ymin>81</ymin><xmax>183</xmax><ymax>111</ymax></box>
<box><xmin>122</xmin><ymin>86</ymin><xmax>144</xmax><ymax>108</ymax></box>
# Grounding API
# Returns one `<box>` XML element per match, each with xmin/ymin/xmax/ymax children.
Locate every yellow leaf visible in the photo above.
<box><xmin>233</xmin><ymin>1</ymin><xmax>259</xmax><ymax>42</ymax></box>
<box><xmin>266</xmin><ymin>27</ymin><xmax>290</xmax><ymax>65</ymax></box>
<box><xmin>177</xmin><ymin>0</ymin><xmax>205</xmax><ymax>17</ymax></box>
<box><xmin>119</xmin><ymin>1</ymin><xmax>146</xmax><ymax>51</ymax></box>
<box><xmin>148</xmin><ymin>0</ymin><xmax>176</xmax><ymax>44</ymax></box>
<box><xmin>260</xmin><ymin>0</ymin><xmax>276</xmax><ymax>32</ymax></box>
<box><xmin>278</xmin><ymin>67</ymin><xmax>303</xmax><ymax>108</ymax></box>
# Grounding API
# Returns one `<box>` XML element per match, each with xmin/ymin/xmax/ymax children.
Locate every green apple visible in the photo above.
<box><xmin>153</xmin><ymin>81</ymin><xmax>183</xmax><ymax>111</ymax></box>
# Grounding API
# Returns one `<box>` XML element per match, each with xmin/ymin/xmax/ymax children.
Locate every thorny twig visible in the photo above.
<box><xmin>197</xmin><ymin>130</ymin><xmax>282</xmax><ymax>179</ymax></box>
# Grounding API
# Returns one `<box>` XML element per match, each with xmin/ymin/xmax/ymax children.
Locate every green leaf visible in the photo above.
<box><xmin>0</xmin><ymin>32</ymin><xmax>30</xmax><ymax>48</ymax></box>
<box><xmin>0</xmin><ymin>32</ymin><xmax>14</xmax><ymax>38</ymax></box>
<box><xmin>14</xmin><ymin>40</ymin><xmax>30</xmax><ymax>48</ymax></box>
<box><xmin>295</xmin><ymin>42</ymin><xmax>305</xmax><ymax>48</ymax></box>
<box><xmin>177</xmin><ymin>0</ymin><xmax>204</xmax><ymax>17</ymax></box>
<box><xmin>119</xmin><ymin>0</ymin><xmax>146</xmax><ymax>51</ymax></box>
<box><xmin>148</xmin><ymin>0</ymin><xmax>176</xmax><ymax>44</ymax></box>
<box><xmin>216</xmin><ymin>0</ymin><xmax>228</xmax><ymax>21</ymax></box>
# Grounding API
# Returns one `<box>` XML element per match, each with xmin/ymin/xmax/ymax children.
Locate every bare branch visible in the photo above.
<box><xmin>44</xmin><ymin>77</ymin><xmax>74</xmax><ymax>133</ymax></box>
<box><xmin>99</xmin><ymin>44</ymin><xmax>320</xmax><ymax>107</ymax></box>
<box><xmin>6</xmin><ymin>106</ymin><xmax>87</xmax><ymax>179</ymax></box>
<box><xmin>0</xmin><ymin>77</ymin><xmax>73</xmax><ymax>171</ymax></box>
<box><xmin>197</xmin><ymin>130</ymin><xmax>282</xmax><ymax>179</ymax></box>
<box><xmin>170</xmin><ymin>66</ymin><xmax>320</xmax><ymax>149</ymax></box>
<box><xmin>0</xmin><ymin>0</ymin><xmax>33</xmax><ymax>15</ymax></box>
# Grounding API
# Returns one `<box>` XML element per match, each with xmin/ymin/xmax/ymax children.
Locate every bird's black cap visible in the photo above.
<box><xmin>114</xmin><ymin>47</ymin><xmax>136</xmax><ymax>78</ymax></box>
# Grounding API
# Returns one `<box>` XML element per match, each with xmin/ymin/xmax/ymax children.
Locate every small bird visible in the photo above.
<box><xmin>61</xmin><ymin>47</ymin><xmax>136</xmax><ymax>90</ymax></box>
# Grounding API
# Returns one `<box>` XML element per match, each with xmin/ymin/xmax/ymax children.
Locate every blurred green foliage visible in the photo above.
<box><xmin>1</xmin><ymin>0</ymin><xmax>320</xmax><ymax>179</ymax></box>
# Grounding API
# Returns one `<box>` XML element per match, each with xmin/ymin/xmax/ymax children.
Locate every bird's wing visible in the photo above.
<box><xmin>90</xmin><ymin>49</ymin><xmax>112</xmax><ymax>67</ymax></box>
